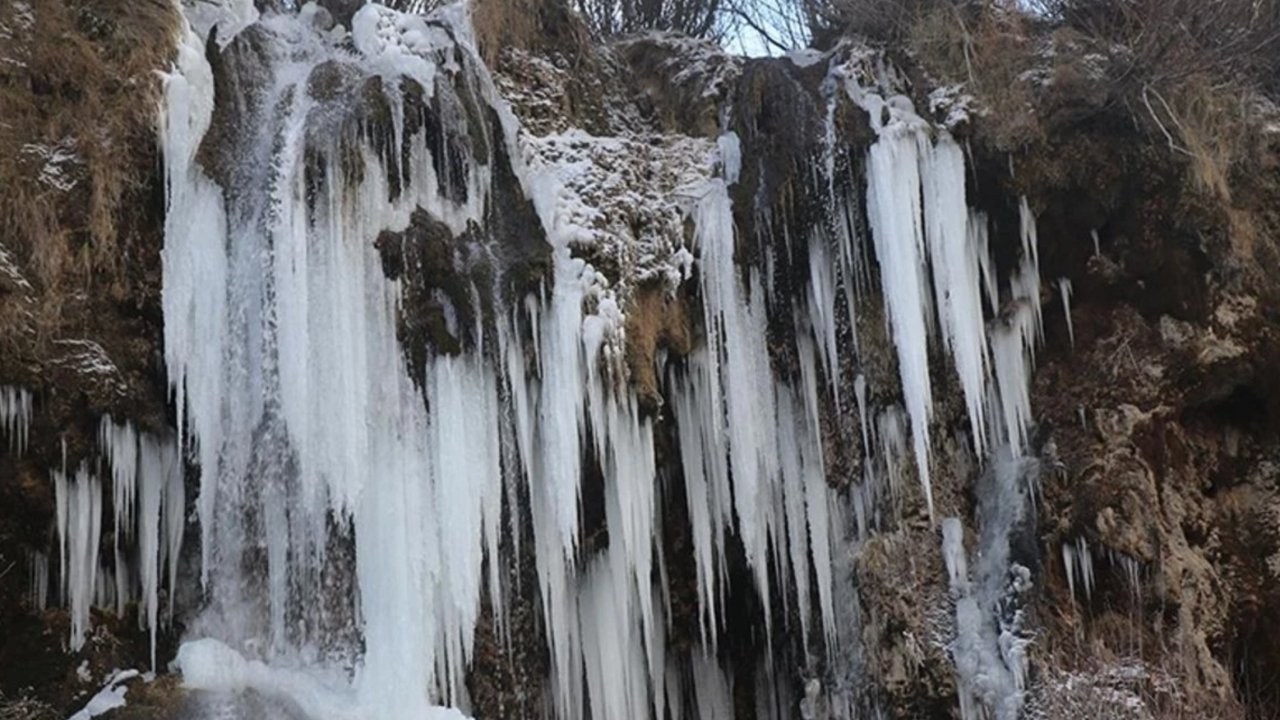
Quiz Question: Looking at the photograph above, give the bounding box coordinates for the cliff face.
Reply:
[2,1,1279,719]
[0,0,182,714]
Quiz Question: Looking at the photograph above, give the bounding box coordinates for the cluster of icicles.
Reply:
[10,1,1058,718]
[4,405,185,671]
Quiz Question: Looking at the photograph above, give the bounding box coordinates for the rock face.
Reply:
[0,0,182,715]
[3,0,1280,719]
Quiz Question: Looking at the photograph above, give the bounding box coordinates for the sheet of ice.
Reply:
[944,449,1037,720]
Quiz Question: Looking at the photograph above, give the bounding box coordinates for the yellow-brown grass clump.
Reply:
[0,0,179,304]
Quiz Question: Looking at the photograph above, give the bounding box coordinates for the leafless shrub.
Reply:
[807,0,972,44]
[718,0,814,53]
[1051,0,1280,94]
[575,0,722,38]
[0,693,57,720]
[0,0,179,291]
[1038,0,1280,208]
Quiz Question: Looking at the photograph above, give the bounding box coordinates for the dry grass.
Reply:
[0,0,179,297]
[471,0,593,68]
[623,282,691,409]
[0,694,57,720]
[908,2,1041,149]
[899,0,1279,268]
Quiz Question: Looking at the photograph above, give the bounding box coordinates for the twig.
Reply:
[1141,84,1193,157]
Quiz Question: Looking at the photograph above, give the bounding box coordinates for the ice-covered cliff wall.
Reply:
[5,0,1280,718]
[148,2,1055,718]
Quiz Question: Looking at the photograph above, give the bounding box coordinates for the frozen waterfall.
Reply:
[0,1,1064,719]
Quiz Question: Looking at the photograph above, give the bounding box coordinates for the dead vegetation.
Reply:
[471,0,595,68]
[0,693,56,720]
[0,0,178,301]
[0,0,178,387]
[623,283,692,412]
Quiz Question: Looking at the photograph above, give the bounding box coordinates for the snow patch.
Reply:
[68,670,139,720]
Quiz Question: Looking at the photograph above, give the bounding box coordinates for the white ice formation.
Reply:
[24,1,1058,718]
[1,385,32,454]
[49,418,184,662]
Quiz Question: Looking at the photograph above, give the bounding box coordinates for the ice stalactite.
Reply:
[834,59,1047,720]
[668,353,734,648]
[54,465,102,652]
[1,385,32,454]
[34,418,183,665]
[667,175,846,667]
[1112,549,1143,603]
[1063,537,1141,607]
[159,17,226,592]
[844,79,1021,515]
[1062,536,1095,604]
[861,98,937,517]
[689,179,780,610]
[1059,278,1075,349]
[922,138,992,460]
[28,550,49,612]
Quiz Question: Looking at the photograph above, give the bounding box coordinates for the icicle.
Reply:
[1091,228,1101,258]
[688,178,781,628]
[669,351,732,649]
[54,465,103,651]
[28,550,48,612]
[94,415,183,668]
[940,518,969,595]
[1059,278,1075,349]
[1061,542,1076,602]
[95,562,117,613]
[1062,537,1095,604]
[1,385,33,454]
[864,121,936,517]
[990,321,1034,453]
[971,212,999,313]
[160,18,226,592]
[1120,553,1142,604]
[578,549,654,720]
[690,651,734,720]
[922,135,991,458]
[717,132,741,186]
[805,228,843,411]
